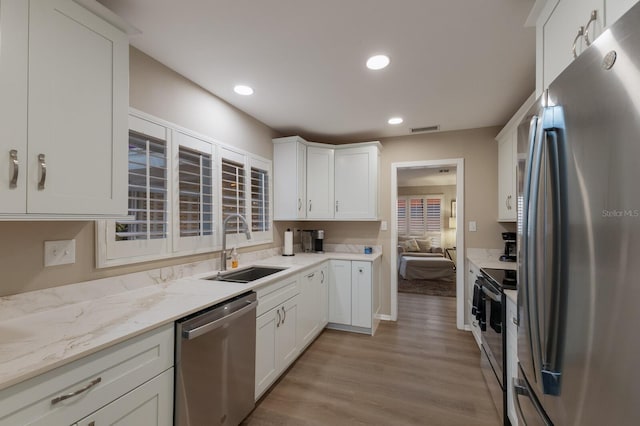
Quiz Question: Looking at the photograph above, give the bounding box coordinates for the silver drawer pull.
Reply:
[281,306,286,324]
[38,153,47,190]
[51,377,101,405]
[572,26,584,59]
[9,150,19,188]
[583,10,598,46]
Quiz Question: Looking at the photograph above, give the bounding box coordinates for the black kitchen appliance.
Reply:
[499,232,516,262]
[472,267,517,425]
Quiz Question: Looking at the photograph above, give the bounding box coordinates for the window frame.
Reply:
[96,109,273,268]
[396,194,444,247]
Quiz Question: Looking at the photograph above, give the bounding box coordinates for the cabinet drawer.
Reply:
[256,277,299,317]
[0,324,174,426]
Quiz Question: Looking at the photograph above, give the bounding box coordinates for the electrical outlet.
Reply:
[469,221,477,232]
[44,240,76,267]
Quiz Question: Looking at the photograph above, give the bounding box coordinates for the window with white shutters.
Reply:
[251,166,270,232]
[397,195,443,246]
[221,157,246,235]
[116,131,168,241]
[97,111,272,267]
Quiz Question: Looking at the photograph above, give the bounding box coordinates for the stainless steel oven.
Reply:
[474,268,516,425]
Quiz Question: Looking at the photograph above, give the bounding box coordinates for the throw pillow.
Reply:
[415,238,431,252]
[404,239,421,252]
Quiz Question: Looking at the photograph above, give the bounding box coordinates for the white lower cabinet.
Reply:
[328,258,380,335]
[297,263,328,350]
[506,296,519,426]
[75,368,173,426]
[0,324,174,426]
[255,278,300,400]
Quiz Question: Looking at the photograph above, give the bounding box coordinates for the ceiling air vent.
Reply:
[411,125,440,133]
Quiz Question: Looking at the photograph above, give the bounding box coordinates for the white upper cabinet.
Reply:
[497,131,517,221]
[0,0,128,218]
[536,0,639,93]
[272,137,380,221]
[541,0,604,90]
[306,146,334,219]
[273,137,306,220]
[606,0,640,25]
[334,145,379,219]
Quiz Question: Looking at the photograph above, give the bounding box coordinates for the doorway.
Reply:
[390,159,465,329]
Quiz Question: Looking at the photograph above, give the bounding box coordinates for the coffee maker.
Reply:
[301,230,324,253]
[500,232,517,262]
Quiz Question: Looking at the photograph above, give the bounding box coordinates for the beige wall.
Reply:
[311,127,514,315]
[0,47,287,296]
[398,184,458,248]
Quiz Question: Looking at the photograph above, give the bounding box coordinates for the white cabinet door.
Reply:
[273,138,306,220]
[329,260,352,324]
[76,368,173,426]
[306,146,334,219]
[319,264,329,327]
[255,308,278,399]
[298,268,321,349]
[351,261,372,328]
[334,146,378,219]
[0,0,28,213]
[606,0,640,27]
[277,296,299,371]
[498,130,516,221]
[26,0,128,215]
[542,0,604,89]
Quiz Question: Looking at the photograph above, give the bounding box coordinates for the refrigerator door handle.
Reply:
[526,115,546,383]
[539,124,567,396]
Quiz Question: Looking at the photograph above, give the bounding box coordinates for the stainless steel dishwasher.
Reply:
[175,291,257,426]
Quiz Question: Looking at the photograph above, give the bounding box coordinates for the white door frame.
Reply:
[390,158,465,329]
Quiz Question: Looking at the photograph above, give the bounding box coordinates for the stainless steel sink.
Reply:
[206,266,287,283]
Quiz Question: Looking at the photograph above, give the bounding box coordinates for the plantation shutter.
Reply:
[221,157,246,234]
[409,198,425,235]
[116,131,168,241]
[397,198,407,235]
[178,146,213,237]
[425,197,442,247]
[251,166,270,232]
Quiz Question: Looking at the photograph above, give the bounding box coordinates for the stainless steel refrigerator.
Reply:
[514,3,640,425]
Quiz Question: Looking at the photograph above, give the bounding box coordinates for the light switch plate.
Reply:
[469,221,477,232]
[44,240,76,267]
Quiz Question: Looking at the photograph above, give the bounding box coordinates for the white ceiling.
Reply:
[98,0,536,143]
[398,167,457,187]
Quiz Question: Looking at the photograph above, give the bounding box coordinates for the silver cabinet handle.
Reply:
[307,272,315,279]
[276,308,281,327]
[51,377,101,405]
[281,306,286,324]
[505,197,509,209]
[9,150,19,188]
[335,200,339,212]
[308,200,312,212]
[38,153,47,190]
[583,10,598,46]
[572,26,584,59]
[321,270,325,283]
[472,320,478,327]
[512,316,519,326]
[298,198,302,211]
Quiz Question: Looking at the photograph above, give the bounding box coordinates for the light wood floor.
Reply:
[243,293,499,426]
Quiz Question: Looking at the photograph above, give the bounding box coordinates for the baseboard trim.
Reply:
[376,314,393,321]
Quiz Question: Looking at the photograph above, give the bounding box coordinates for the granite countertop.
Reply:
[467,248,517,271]
[0,251,381,392]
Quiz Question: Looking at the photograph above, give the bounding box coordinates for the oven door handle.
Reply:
[482,285,501,303]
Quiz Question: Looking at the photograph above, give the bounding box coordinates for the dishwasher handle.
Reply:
[182,299,257,340]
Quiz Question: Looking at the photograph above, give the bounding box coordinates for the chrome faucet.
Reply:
[221,213,251,271]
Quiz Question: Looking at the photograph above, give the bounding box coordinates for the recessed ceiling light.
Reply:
[234,85,254,96]
[366,55,390,70]
[388,117,403,125]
